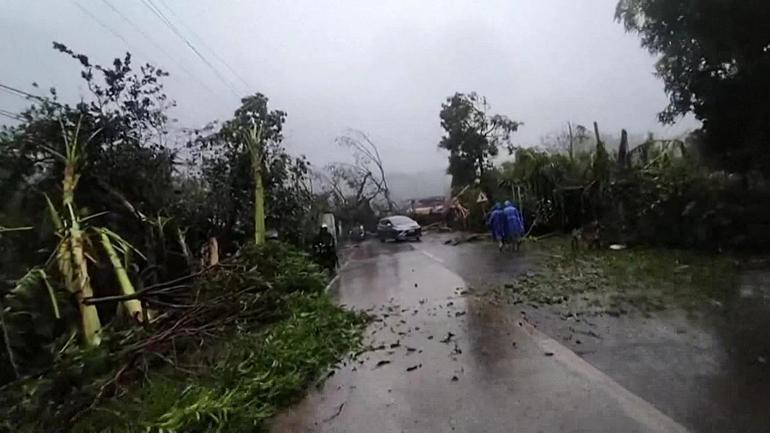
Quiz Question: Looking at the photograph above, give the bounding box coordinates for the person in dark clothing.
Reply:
[312,224,338,273]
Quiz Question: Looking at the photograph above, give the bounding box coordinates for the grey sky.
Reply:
[1,0,697,173]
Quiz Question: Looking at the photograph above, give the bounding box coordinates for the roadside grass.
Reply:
[500,236,739,313]
[71,292,367,433]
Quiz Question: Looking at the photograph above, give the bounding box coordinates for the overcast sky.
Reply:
[1,0,698,172]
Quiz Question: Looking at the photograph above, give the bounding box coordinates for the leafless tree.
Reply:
[335,130,394,211]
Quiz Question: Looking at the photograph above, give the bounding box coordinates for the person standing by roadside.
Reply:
[503,200,525,251]
[487,202,507,251]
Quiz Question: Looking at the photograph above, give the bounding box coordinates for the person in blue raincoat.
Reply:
[486,202,507,251]
[503,200,525,251]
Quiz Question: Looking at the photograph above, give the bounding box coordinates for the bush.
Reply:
[0,242,366,433]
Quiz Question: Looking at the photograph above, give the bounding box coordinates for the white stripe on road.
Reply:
[324,258,349,292]
[518,318,691,433]
[418,250,445,264]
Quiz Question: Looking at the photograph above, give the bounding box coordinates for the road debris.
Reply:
[322,403,345,423]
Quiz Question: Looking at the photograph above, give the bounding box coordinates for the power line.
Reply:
[71,0,132,48]
[0,83,44,101]
[139,0,242,99]
[97,0,221,98]
[156,0,252,91]
[71,0,230,120]
[73,0,217,101]
[143,0,242,98]
[0,109,23,121]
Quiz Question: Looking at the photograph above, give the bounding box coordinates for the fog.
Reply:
[1,0,698,175]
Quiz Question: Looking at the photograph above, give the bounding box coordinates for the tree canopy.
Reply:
[438,92,521,189]
[616,0,770,174]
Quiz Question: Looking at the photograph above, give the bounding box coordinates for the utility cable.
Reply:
[140,0,242,99]
[156,0,252,91]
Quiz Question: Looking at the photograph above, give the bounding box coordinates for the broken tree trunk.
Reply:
[618,129,629,169]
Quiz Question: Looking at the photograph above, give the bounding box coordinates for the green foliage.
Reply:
[502,236,737,312]
[616,0,770,174]
[72,294,364,433]
[1,242,366,433]
[438,92,521,189]
[493,131,770,250]
[188,94,314,249]
[0,43,353,433]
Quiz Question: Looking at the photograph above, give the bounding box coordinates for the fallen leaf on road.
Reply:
[374,360,391,369]
[427,335,434,340]
[406,346,417,352]
[322,403,345,423]
[451,375,459,382]
[544,352,554,357]
[406,364,422,372]
[455,311,466,317]
[390,341,401,348]
[440,332,455,343]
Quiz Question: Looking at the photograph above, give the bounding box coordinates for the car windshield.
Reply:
[388,216,415,225]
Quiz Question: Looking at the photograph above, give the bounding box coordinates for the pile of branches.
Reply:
[0,242,327,433]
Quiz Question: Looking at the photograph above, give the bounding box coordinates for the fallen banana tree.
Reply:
[28,118,148,347]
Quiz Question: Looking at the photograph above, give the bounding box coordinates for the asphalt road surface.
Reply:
[271,237,694,433]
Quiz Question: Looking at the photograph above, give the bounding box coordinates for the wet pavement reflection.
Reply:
[271,239,688,433]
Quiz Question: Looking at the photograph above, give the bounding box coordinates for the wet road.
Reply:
[271,239,689,433]
[415,234,770,433]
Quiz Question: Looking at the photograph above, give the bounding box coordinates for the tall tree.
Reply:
[616,0,770,174]
[438,92,521,189]
[193,94,313,247]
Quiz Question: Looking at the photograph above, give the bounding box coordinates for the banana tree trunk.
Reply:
[99,229,143,323]
[253,167,266,245]
[249,125,266,245]
[67,203,102,347]
[61,136,102,347]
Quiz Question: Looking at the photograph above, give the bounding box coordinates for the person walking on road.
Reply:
[487,202,507,251]
[503,200,525,251]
